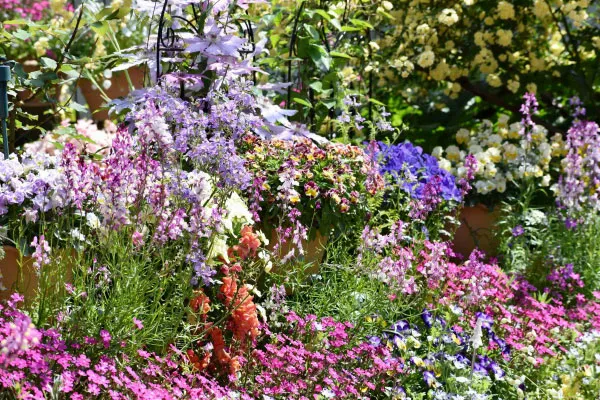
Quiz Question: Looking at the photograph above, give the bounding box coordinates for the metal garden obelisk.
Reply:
[0,62,10,159]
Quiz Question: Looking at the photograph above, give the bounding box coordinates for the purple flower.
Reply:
[422,370,437,387]
[511,225,524,237]
[377,141,462,202]
[421,309,434,328]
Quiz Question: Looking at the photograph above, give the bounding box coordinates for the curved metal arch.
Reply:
[155,0,258,86]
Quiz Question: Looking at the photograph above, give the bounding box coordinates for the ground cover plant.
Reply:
[1,0,600,399]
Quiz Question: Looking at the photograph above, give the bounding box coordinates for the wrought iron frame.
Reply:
[155,0,256,84]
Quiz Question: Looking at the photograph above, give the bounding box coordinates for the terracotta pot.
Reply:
[452,204,501,258]
[79,67,146,121]
[17,60,59,108]
[0,246,74,304]
[268,230,328,276]
[0,246,36,302]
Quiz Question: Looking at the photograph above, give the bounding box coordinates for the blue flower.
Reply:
[391,320,411,333]
[421,309,434,328]
[475,312,494,331]
[377,141,461,202]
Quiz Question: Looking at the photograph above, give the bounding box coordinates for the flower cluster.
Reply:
[369,311,507,398]
[240,134,384,260]
[0,0,49,21]
[359,219,600,364]
[0,151,68,218]
[24,119,118,156]
[0,294,235,399]
[377,141,462,202]
[186,226,265,379]
[434,96,562,198]
[246,313,403,398]
[553,120,600,218]
[371,0,597,118]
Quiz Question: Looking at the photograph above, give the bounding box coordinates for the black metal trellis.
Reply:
[0,58,11,159]
[155,0,256,89]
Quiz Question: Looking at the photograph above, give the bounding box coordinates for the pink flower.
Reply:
[132,231,144,248]
[133,318,144,330]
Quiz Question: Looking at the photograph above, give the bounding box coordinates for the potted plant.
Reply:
[239,133,384,272]
[433,97,562,256]
[70,2,148,121]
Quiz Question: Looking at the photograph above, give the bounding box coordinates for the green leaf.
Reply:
[12,29,30,40]
[377,10,395,19]
[349,18,374,29]
[303,24,320,40]
[2,20,26,25]
[314,9,331,22]
[320,99,336,110]
[314,9,341,30]
[368,98,386,107]
[293,97,312,108]
[330,51,351,59]
[309,81,323,92]
[91,21,109,36]
[13,63,27,79]
[40,57,57,70]
[308,44,331,71]
[69,101,89,113]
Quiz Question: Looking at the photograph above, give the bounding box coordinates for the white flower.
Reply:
[486,134,503,148]
[438,158,452,171]
[494,177,507,193]
[456,128,470,144]
[417,49,435,68]
[496,29,513,46]
[486,147,502,163]
[223,192,254,232]
[70,228,86,242]
[438,8,459,26]
[24,209,38,224]
[208,236,229,263]
[541,175,551,187]
[86,212,101,229]
[472,317,484,349]
[497,1,515,19]
[432,146,443,158]
[446,145,461,162]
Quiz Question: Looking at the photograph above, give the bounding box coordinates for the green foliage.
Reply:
[496,182,600,293]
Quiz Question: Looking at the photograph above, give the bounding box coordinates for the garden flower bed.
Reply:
[1,0,600,399]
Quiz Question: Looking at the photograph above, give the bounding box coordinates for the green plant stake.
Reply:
[0,62,10,159]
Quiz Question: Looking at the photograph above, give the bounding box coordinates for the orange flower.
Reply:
[190,290,211,315]
[209,326,241,375]
[219,276,260,344]
[229,225,261,261]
